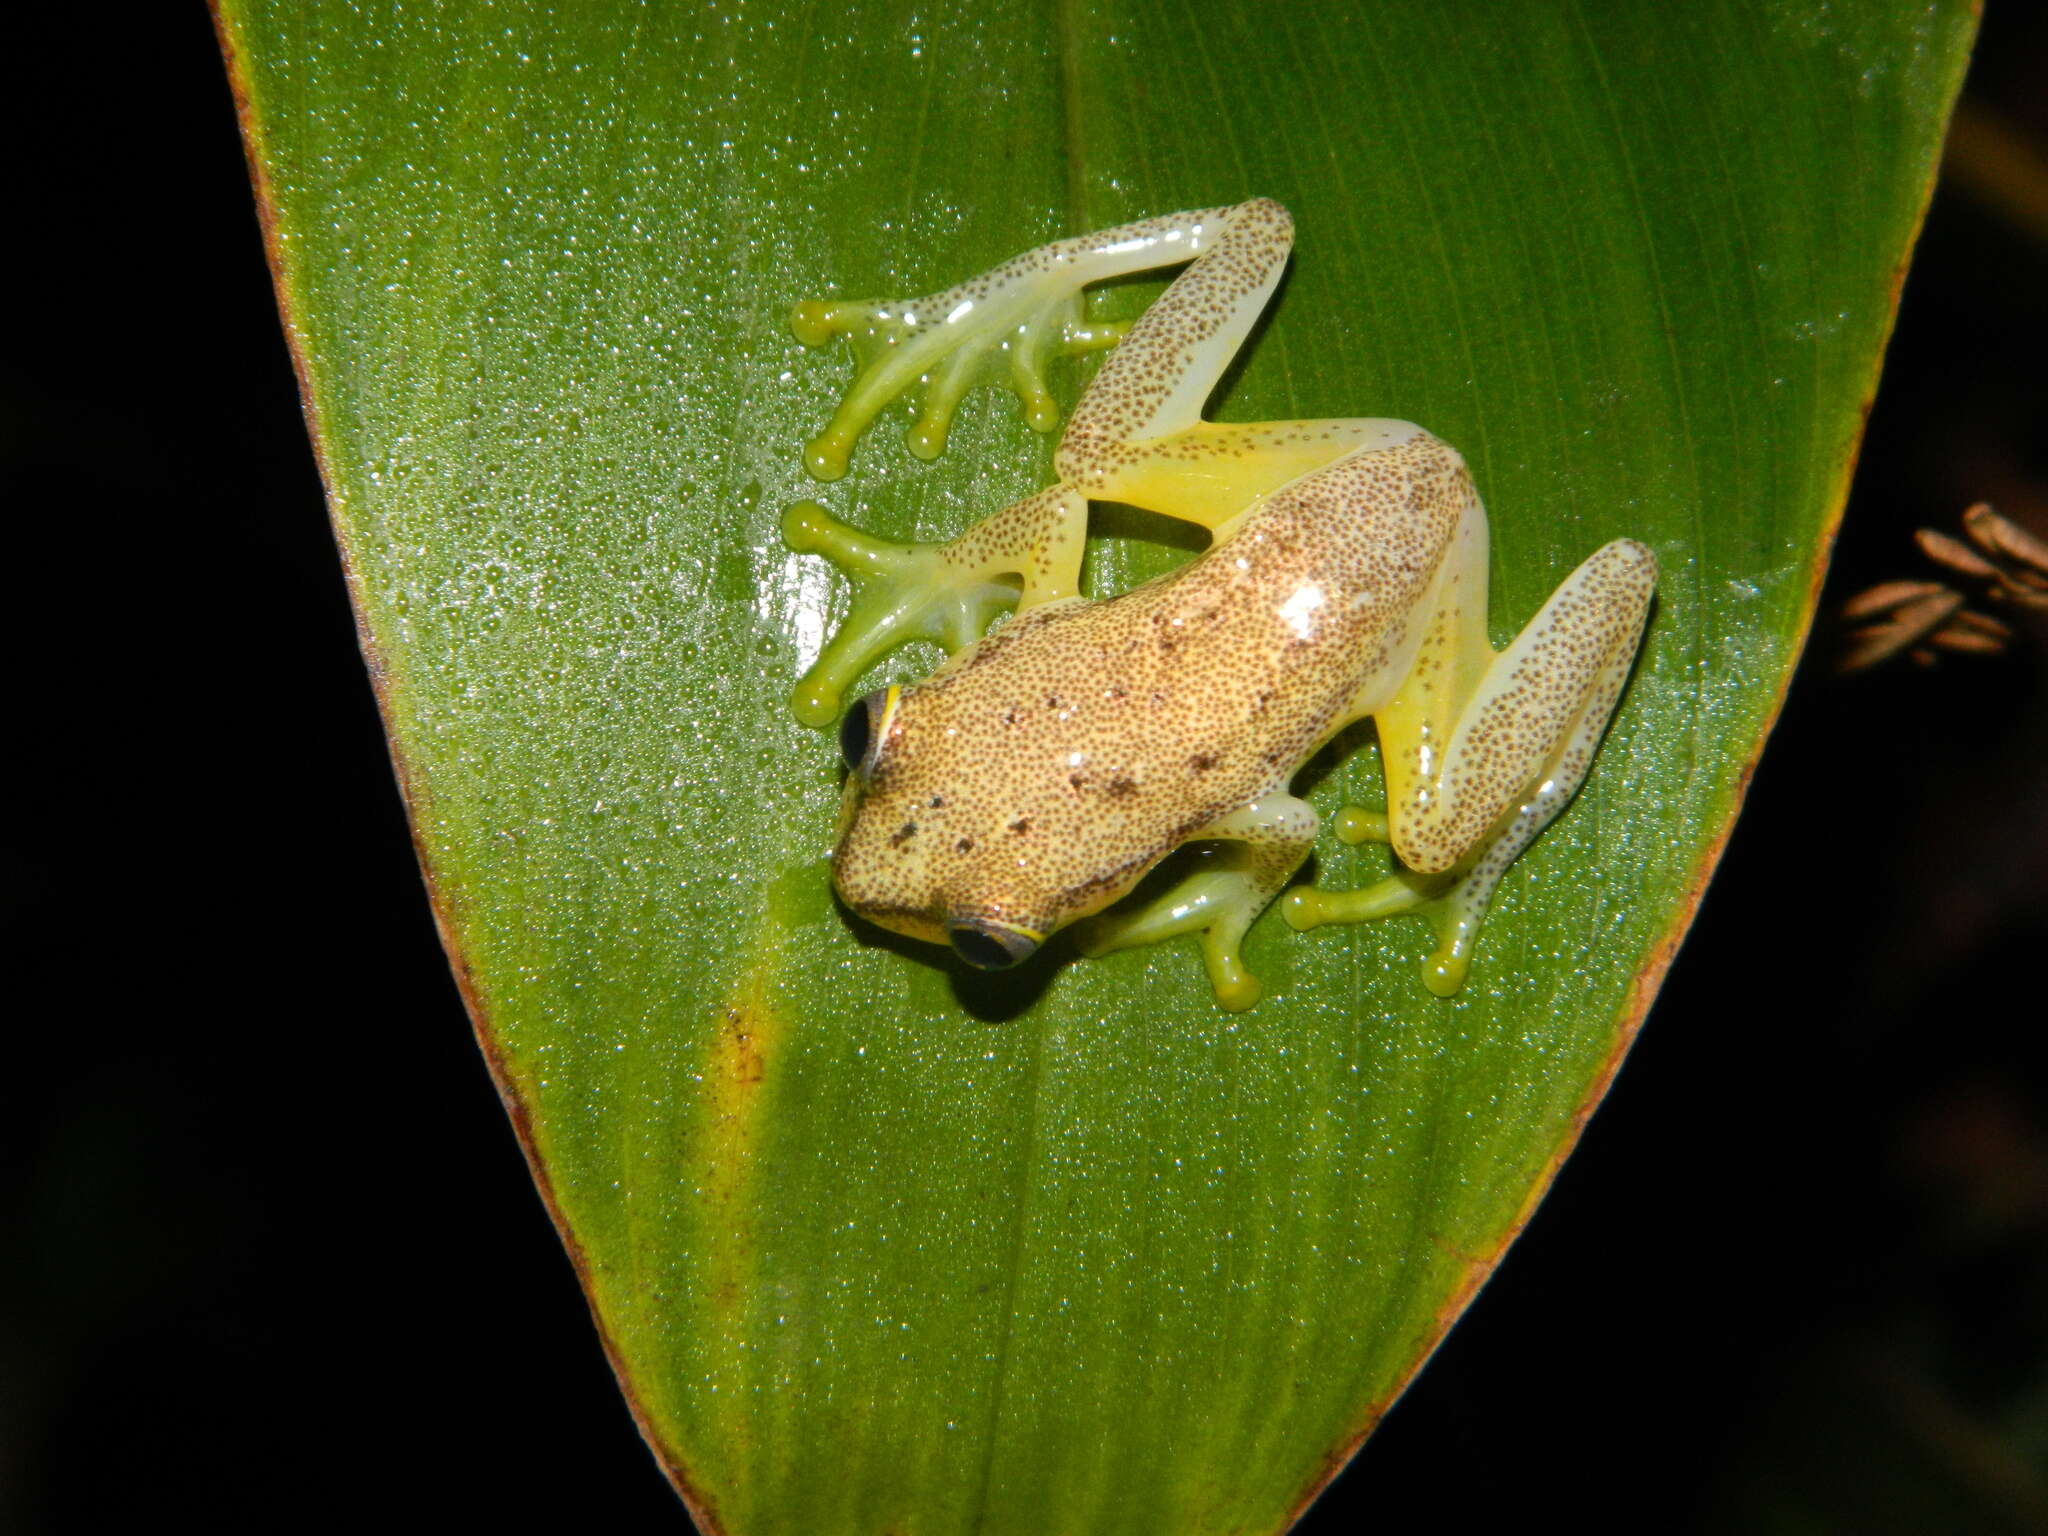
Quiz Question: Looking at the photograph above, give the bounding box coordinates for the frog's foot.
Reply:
[1282,832,1501,999]
[1332,806,1390,845]
[791,285,1127,480]
[1075,849,1274,1013]
[1074,796,1317,1012]
[782,485,1086,728]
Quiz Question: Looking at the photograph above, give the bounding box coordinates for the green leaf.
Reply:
[216,2,1974,1530]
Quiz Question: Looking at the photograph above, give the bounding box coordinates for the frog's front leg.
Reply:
[791,206,1233,480]
[782,484,1087,727]
[1075,793,1318,1012]
[1285,536,1658,996]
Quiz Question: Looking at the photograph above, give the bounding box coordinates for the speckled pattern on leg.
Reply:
[1382,537,1658,875]
[1058,198,1294,479]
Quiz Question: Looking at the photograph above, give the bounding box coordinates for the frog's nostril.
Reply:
[948,918,1042,971]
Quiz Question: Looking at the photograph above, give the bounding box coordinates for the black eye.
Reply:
[839,685,903,776]
[948,919,1042,971]
[838,693,875,770]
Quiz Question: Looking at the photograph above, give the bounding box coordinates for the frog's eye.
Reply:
[838,684,901,776]
[947,918,1042,971]
[837,694,875,770]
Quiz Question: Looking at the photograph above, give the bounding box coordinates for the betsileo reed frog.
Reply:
[783,199,1655,1010]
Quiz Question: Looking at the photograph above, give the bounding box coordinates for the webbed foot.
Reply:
[1075,797,1317,1012]
[1075,848,1274,1012]
[791,280,1126,480]
[782,485,1086,728]
[1282,803,1484,998]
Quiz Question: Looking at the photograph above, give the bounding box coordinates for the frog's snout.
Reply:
[947,917,1043,971]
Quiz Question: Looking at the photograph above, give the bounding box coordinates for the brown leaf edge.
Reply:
[209,9,729,1532]
[211,8,1971,1531]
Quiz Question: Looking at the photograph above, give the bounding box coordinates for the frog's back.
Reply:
[920,431,1475,839]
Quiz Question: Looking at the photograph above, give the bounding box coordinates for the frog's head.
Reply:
[828,682,1094,972]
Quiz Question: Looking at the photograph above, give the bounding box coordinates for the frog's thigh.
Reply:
[1074,793,1317,1012]
[1292,537,1656,995]
[1381,537,1658,875]
[1051,199,1420,527]
[1057,198,1294,470]
[783,484,1088,728]
[1066,418,1431,533]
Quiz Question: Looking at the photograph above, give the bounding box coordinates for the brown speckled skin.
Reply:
[834,432,1472,943]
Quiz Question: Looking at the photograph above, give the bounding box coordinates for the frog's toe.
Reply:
[790,298,848,349]
[1332,807,1391,845]
[790,276,1130,475]
[904,349,978,462]
[1012,370,1060,434]
[781,499,893,571]
[1421,945,1472,1000]
[1201,937,1264,1013]
[1420,901,1481,998]
[1001,309,1127,438]
[1073,853,1278,1011]
[1284,867,1488,999]
[1282,877,1421,931]
[803,427,859,483]
[1280,889,1325,931]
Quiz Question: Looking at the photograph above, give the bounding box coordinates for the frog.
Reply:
[782,198,1655,1011]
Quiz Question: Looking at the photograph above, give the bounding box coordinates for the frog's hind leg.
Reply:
[1054,198,1425,533]
[792,206,1240,479]
[783,484,1087,728]
[1285,537,1657,996]
[1074,793,1318,1012]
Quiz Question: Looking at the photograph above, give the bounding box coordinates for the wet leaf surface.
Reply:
[216,2,1976,1530]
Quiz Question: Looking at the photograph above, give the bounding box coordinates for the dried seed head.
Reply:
[1916,527,1999,579]
[1840,587,1966,672]
[1839,502,2046,672]
[1841,579,1951,620]
[1928,625,2007,655]
[1964,502,2048,573]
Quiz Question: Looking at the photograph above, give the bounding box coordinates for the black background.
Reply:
[6,7,2045,1530]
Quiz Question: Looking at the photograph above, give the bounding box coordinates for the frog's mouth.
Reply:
[946,916,1044,971]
